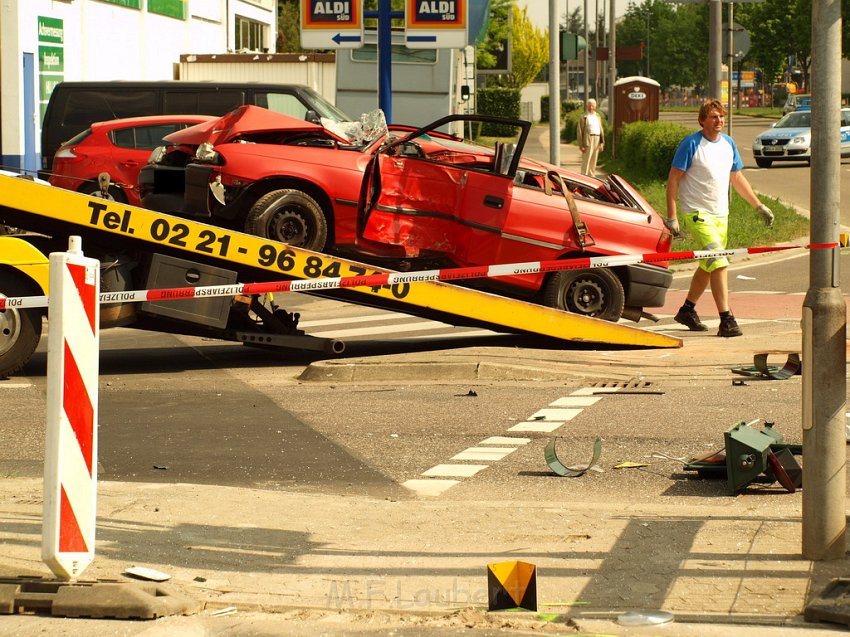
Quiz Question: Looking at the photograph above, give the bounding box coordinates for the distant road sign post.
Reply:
[405,0,468,49]
[300,0,363,50]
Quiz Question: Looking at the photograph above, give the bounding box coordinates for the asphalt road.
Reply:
[1,247,820,503]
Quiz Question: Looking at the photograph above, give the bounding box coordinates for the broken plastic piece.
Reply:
[732,353,801,380]
[613,461,650,469]
[545,437,602,477]
[124,566,171,582]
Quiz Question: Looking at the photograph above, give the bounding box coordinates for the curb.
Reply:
[297,359,640,383]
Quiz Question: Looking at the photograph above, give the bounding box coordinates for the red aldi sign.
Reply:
[301,0,363,49]
[406,0,468,49]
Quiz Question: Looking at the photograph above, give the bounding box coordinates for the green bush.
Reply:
[616,120,692,180]
[539,97,584,123]
[476,88,521,136]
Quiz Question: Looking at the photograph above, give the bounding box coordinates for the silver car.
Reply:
[752,107,850,168]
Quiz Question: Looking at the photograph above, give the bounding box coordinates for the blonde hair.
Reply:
[698,99,727,123]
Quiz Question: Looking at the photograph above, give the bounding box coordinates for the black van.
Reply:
[40,81,351,175]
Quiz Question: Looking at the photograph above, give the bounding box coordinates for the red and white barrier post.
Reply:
[42,236,100,580]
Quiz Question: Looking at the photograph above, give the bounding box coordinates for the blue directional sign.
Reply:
[301,0,363,49]
[405,0,468,49]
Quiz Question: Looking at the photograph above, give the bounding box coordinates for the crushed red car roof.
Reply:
[162,105,333,146]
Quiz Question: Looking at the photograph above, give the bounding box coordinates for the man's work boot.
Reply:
[718,316,743,338]
[674,306,708,331]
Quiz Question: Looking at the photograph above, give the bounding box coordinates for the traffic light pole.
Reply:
[365,0,402,123]
[802,0,846,561]
[549,0,561,166]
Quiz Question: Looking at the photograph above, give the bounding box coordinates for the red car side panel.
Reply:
[214,144,371,245]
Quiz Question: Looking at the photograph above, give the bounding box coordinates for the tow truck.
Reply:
[0,172,681,378]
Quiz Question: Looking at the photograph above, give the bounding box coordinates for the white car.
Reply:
[752,107,850,168]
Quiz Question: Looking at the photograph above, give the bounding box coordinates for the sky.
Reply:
[519,0,632,29]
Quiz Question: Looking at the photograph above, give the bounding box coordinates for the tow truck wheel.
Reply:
[543,268,625,322]
[245,189,328,251]
[755,158,772,168]
[0,273,43,378]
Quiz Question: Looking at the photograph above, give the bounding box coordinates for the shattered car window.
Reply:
[322,109,388,147]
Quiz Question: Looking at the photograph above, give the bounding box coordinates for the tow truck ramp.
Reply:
[0,173,681,362]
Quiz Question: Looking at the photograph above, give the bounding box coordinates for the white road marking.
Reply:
[0,383,32,389]
[405,386,620,495]
[528,408,582,421]
[508,421,565,433]
[478,436,530,445]
[571,386,620,395]
[422,464,488,477]
[402,479,459,496]
[451,447,517,461]
[549,396,602,407]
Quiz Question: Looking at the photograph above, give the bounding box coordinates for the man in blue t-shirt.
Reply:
[665,98,774,338]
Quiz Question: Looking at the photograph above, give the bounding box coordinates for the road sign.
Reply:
[405,0,468,49]
[722,22,750,61]
[301,0,363,49]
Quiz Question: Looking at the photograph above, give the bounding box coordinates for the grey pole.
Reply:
[549,0,561,166]
[708,0,721,99]
[802,0,846,561]
[607,0,616,147]
[583,0,590,104]
[726,1,733,136]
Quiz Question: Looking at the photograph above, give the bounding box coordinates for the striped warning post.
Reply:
[42,236,100,580]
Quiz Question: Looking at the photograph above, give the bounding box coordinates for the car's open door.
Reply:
[359,115,529,262]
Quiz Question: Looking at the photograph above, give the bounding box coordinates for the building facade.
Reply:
[0,0,276,173]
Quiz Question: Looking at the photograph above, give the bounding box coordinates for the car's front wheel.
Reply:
[244,189,328,251]
[543,268,625,322]
[755,158,772,168]
[0,271,43,378]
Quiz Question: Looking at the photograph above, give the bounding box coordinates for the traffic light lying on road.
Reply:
[561,32,587,61]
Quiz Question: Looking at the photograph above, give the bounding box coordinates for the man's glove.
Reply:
[757,203,774,227]
[663,217,681,237]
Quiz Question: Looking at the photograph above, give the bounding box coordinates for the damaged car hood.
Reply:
[162,105,348,146]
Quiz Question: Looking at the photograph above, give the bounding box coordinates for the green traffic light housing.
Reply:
[560,32,587,61]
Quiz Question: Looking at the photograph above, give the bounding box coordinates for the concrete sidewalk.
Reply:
[523,123,588,171]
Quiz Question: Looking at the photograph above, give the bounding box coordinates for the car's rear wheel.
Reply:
[0,271,43,378]
[543,268,625,322]
[244,189,328,251]
[79,181,127,203]
[755,158,772,168]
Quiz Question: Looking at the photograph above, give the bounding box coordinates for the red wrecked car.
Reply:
[138,106,673,322]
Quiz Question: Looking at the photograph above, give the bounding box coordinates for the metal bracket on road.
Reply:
[545,436,603,477]
[732,352,801,380]
[0,576,200,619]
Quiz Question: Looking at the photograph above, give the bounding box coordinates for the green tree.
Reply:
[503,4,548,89]
[277,0,306,53]
[616,0,706,89]
[476,0,513,70]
